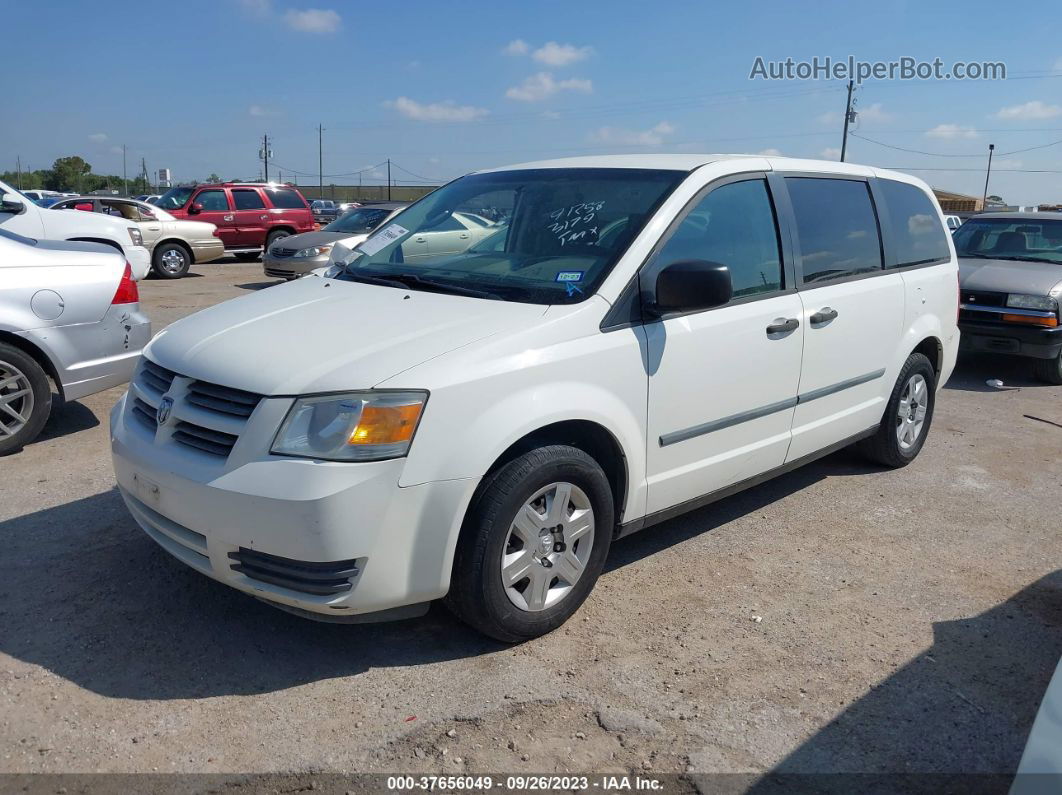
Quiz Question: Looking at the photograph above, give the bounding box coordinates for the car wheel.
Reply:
[151,242,191,279]
[0,343,53,456]
[858,352,936,468]
[446,445,613,642]
[1033,351,1062,385]
[265,229,292,252]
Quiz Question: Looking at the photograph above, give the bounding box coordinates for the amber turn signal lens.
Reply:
[348,402,424,445]
[1001,313,1058,327]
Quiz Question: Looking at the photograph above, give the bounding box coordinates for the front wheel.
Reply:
[1033,350,1062,385]
[0,343,52,456]
[445,445,613,642]
[152,242,191,279]
[858,352,936,468]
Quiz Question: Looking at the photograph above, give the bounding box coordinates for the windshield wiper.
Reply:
[962,253,1061,264]
[342,269,501,299]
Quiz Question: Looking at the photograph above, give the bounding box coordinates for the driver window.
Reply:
[653,179,783,299]
[196,190,229,212]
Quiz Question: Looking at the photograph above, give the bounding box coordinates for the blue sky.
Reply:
[5,0,1062,203]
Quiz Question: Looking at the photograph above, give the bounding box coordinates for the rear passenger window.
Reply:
[266,189,307,209]
[786,177,883,284]
[879,180,950,267]
[232,189,266,210]
[653,179,783,299]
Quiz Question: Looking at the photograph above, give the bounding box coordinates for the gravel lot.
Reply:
[1,258,1060,786]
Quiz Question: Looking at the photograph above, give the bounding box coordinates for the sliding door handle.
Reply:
[810,307,838,325]
[766,317,799,335]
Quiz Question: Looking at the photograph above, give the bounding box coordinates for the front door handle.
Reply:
[810,307,838,325]
[260,214,269,220]
[223,214,234,221]
[766,318,800,335]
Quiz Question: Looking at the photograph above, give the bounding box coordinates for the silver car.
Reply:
[0,229,151,454]
[262,202,408,279]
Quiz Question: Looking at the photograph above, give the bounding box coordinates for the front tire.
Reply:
[859,352,936,468]
[446,445,614,642]
[1033,350,1062,385]
[152,242,192,279]
[0,343,52,456]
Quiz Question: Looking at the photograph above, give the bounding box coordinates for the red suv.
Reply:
[155,183,315,260]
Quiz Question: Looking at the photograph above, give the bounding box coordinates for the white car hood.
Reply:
[147,275,547,395]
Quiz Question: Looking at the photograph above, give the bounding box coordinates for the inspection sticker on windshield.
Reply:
[555,271,584,282]
[358,224,409,256]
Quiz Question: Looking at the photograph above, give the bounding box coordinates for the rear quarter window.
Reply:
[266,189,308,210]
[879,180,951,267]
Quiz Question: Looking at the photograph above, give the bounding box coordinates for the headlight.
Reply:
[293,244,333,258]
[271,391,427,461]
[1006,294,1057,312]
[128,227,143,246]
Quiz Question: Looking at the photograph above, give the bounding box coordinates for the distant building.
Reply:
[933,189,982,213]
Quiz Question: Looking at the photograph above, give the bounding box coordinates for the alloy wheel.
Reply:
[0,360,35,440]
[159,248,187,274]
[896,373,928,450]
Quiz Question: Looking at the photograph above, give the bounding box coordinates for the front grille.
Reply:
[187,380,261,418]
[963,290,1007,307]
[172,421,239,457]
[228,548,361,595]
[131,397,158,431]
[271,247,297,258]
[139,359,176,395]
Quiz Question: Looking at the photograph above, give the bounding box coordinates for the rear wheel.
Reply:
[151,241,191,279]
[1033,350,1062,385]
[858,352,936,468]
[446,445,613,642]
[0,343,52,456]
[265,229,292,251]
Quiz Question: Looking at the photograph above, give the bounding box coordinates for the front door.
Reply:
[191,188,237,249]
[644,176,804,515]
[231,187,270,248]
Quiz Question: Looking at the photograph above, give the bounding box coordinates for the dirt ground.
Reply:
[1,258,1059,788]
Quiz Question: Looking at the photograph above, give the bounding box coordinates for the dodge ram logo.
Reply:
[157,397,174,426]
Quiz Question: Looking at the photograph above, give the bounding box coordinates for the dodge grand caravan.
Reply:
[110,155,959,642]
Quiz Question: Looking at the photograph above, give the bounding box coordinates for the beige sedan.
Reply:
[51,196,225,279]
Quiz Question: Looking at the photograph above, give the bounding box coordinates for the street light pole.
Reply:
[981,144,995,210]
[122,144,128,196]
[840,80,855,162]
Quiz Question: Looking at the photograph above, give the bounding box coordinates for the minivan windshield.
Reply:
[324,207,393,234]
[953,218,1062,264]
[333,168,684,304]
[156,186,196,210]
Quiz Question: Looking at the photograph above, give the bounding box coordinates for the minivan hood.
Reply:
[147,276,547,395]
[959,256,1062,296]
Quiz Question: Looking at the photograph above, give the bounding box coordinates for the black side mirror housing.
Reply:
[188,203,203,215]
[1,193,26,215]
[651,259,733,315]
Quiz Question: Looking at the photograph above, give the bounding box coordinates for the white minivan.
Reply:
[110,155,958,641]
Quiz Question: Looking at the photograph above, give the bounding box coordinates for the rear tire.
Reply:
[151,241,191,279]
[265,229,292,252]
[0,343,52,456]
[445,445,613,642]
[858,352,936,468]
[1033,351,1062,385]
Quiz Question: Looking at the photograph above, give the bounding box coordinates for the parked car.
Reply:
[154,182,314,261]
[1013,656,1062,791]
[262,202,409,279]
[21,190,61,204]
[110,155,958,641]
[134,194,162,205]
[51,196,224,279]
[943,214,963,232]
[0,179,152,279]
[36,196,65,208]
[310,199,339,226]
[954,212,1062,383]
[0,229,150,454]
[336,201,362,214]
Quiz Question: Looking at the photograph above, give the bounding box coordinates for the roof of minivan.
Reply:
[476,154,918,183]
[972,212,1062,221]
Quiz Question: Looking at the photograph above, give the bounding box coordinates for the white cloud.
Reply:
[505,72,592,102]
[428,157,440,164]
[532,41,593,67]
[1054,56,1062,71]
[284,8,341,33]
[756,148,782,156]
[387,96,489,122]
[88,132,107,143]
[406,60,421,70]
[820,147,842,160]
[925,124,978,139]
[856,103,891,123]
[248,104,277,117]
[589,121,675,146]
[996,100,1062,120]
[817,110,840,126]
[109,145,124,155]
[237,0,271,15]
[503,39,529,56]
[541,110,561,120]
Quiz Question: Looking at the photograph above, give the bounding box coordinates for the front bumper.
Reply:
[262,252,329,279]
[958,320,1062,359]
[109,389,477,620]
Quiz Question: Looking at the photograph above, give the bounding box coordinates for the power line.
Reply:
[850,132,1062,158]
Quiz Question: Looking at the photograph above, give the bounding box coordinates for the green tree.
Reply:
[206,173,222,184]
[47,156,92,192]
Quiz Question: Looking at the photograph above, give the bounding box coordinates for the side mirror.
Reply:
[0,193,26,215]
[188,203,203,215]
[652,259,733,315]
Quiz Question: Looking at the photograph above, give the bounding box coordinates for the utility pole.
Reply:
[122,145,128,196]
[387,158,392,200]
[982,144,995,210]
[16,155,22,189]
[261,134,270,182]
[318,124,324,198]
[839,80,855,162]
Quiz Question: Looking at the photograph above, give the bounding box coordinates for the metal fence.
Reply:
[295,185,439,203]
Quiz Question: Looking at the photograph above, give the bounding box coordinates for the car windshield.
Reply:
[334,167,684,304]
[324,207,393,234]
[953,218,1062,264]
[156,186,196,210]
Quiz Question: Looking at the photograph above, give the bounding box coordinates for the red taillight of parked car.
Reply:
[111,262,139,304]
